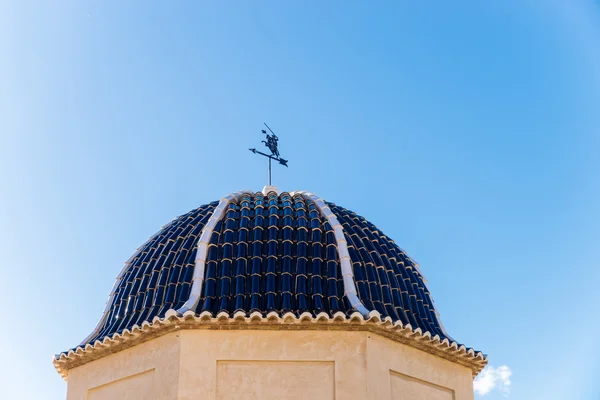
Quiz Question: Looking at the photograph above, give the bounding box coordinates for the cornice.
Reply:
[54,309,487,380]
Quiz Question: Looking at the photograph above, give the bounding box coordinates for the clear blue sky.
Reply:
[1,1,599,399]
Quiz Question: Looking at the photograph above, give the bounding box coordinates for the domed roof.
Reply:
[55,188,487,377]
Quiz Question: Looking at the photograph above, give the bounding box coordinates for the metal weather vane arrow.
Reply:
[249,123,288,185]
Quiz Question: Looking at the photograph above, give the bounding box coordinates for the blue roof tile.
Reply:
[84,191,452,345]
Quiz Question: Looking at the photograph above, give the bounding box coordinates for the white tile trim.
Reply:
[176,190,253,314]
[292,191,371,317]
[262,185,280,195]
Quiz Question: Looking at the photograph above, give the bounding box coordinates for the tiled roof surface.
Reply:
[73,191,471,353]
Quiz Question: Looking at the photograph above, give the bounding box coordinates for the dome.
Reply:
[55,188,486,378]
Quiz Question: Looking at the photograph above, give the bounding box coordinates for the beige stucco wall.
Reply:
[66,330,474,400]
[66,333,181,400]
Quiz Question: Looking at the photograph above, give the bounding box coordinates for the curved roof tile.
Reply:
[58,190,482,367]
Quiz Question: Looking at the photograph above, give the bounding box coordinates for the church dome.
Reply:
[55,188,487,378]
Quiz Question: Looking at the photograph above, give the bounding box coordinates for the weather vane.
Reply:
[249,123,288,186]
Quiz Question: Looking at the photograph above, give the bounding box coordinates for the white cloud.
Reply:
[474,365,512,396]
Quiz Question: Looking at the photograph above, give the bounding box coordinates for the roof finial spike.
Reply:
[249,122,288,186]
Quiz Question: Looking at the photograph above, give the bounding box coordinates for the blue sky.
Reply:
[1,1,599,399]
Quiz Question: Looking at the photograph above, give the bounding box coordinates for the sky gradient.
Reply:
[1,1,600,399]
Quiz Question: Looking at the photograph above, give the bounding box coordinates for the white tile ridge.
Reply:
[291,190,371,317]
[176,190,254,314]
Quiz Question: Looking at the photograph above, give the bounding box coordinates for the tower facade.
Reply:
[55,188,486,399]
